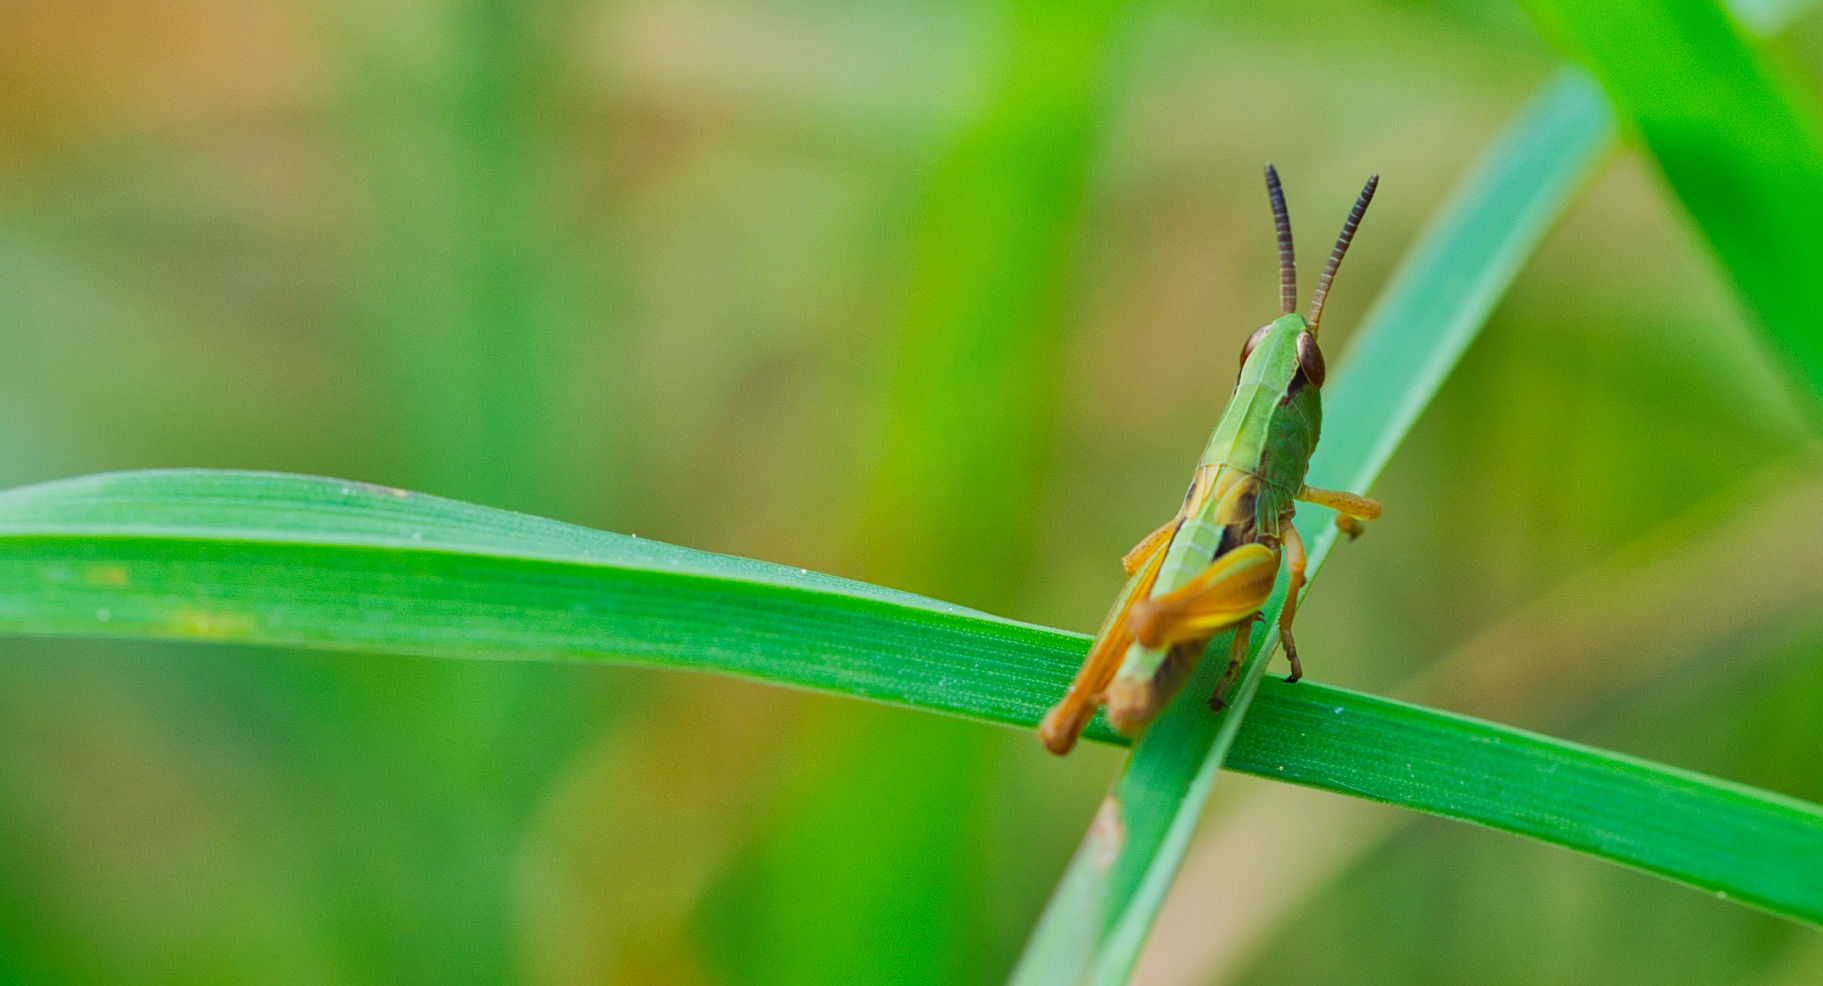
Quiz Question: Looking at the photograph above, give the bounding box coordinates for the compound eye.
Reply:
[1295,331,1327,388]
[1239,325,1271,367]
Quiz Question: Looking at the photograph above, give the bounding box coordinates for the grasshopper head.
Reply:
[1238,313,1323,393]
[1251,163,1376,391]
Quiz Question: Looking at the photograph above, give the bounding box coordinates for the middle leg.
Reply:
[1208,616,1257,711]
[1277,524,1308,683]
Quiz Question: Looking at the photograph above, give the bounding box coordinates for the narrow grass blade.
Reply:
[1526,0,1823,408]
[1232,678,1823,925]
[3,468,1821,927]
[1008,68,1616,986]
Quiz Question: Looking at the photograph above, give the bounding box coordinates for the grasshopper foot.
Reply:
[1208,622,1251,710]
[1208,655,1242,710]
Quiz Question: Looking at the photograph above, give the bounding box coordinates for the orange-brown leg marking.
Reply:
[1128,542,1278,649]
[1038,702,1098,757]
[1122,517,1180,576]
[1209,618,1255,711]
[1040,534,1173,755]
[1278,523,1308,683]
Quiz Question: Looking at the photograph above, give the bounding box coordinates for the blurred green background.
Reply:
[2,0,1822,982]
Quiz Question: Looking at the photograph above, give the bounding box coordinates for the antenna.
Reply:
[1307,174,1377,336]
[1264,164,1296,315]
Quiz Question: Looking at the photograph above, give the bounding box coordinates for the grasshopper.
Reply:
[1039,165,1383,756]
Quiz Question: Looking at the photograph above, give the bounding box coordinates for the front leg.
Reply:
[1296,484,1381,540]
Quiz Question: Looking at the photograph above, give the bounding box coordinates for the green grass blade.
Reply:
[1232,678,1823,924]
[1008,67,1617,986]
[0,469,1095,730]
[2,467,1820,926]
[1526,0,1823,408]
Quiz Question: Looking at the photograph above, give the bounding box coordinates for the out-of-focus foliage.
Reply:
[1527,0,1823,409]
[1,1,1821,985]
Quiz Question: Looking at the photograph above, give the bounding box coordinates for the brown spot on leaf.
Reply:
[169,610,257,638]
[345,481,412,499]
[1089,796,1126,871]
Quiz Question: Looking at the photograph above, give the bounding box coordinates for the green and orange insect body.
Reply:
[1040,166,1383,756]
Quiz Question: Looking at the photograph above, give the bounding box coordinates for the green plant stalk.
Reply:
[1009,67,1618,985]
[283,6,595,977]
[334,0,576,513]
[860,0,1136,609]
[1525,0,1823,412]
[1,468,1820,925]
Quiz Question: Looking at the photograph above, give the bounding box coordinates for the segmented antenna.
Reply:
[1307,174,1378,336]
[1264,164,1296,315]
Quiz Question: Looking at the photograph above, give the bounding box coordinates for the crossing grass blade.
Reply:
[1,466,1820,927]
[1006,67,1618,986]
